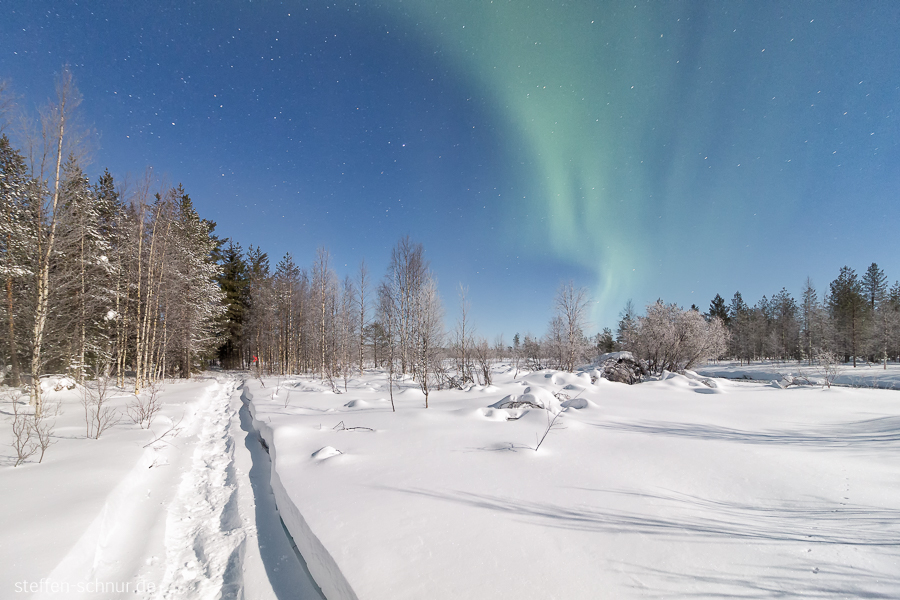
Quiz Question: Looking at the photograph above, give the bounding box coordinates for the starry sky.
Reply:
[2,1,899,338]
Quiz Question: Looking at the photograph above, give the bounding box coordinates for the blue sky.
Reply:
[2,1,898,339]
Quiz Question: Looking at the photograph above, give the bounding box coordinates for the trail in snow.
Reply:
[156,379,245,599]
[8,375,325,599]
[154,375,325,600]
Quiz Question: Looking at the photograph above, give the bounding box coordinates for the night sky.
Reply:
[2,1,898,338]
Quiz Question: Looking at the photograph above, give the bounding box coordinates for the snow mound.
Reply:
[682,370,717,387]
[490,386,561,413]
[311,446,342,460]
[344,399,370,408]
[560,398,596,410]
[656,371,724,393]
[40,376,77,392]
[478,408,513,421]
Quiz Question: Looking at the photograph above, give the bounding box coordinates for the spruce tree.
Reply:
[0,135,37,386]
[216,240,249,369]
[707,293,730,326]
[862,262,887,311]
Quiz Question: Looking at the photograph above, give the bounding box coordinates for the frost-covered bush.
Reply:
[629,301,729,374]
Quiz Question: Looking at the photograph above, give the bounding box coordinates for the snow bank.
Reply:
[244,388,360,600]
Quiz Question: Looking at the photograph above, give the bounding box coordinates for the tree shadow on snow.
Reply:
[384,486,900,597]
[592,416,900,449]
[385,486,900,546]
[612,558,900,599]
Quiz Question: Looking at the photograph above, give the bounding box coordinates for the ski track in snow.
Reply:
[156,379,246,600]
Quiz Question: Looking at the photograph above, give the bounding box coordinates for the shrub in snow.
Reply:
[626,302,729,374]
[81,373,120,439]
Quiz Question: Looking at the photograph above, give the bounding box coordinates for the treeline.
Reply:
[216,237,446,408]
[0,72,461,414]
[604,263,900,371]
[697,265,900,367]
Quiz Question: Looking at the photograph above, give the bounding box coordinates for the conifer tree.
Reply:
[707,293,730,326]
[0,135,37,387]
[862,263,887,311]
[216,240,249,370]
[829,266,867,367]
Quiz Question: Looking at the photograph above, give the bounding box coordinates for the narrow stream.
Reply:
[238,396,327,600]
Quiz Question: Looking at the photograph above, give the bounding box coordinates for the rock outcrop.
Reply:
[594,351,648,384]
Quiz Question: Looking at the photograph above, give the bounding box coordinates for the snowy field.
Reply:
[696,359,900,389]
[2,367,900,599]
[243,366,900,599]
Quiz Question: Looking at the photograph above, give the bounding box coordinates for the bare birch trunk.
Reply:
[31,72,74,418]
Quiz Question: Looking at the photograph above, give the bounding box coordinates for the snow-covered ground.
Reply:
[696,359,900,389]
[243,366,900,599]
[3,367,900,598]
[0,375,321,600]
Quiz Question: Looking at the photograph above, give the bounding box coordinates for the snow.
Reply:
[0,376,322,599]
[696,359,900,389]
[3,366,900,598]
[242,366,900,599]
[593,350,636,364]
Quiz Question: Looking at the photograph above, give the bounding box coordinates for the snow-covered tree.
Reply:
[52,156,116,382]
[632,301,730,374]
[216,241,249,370]
[551,280,591,372]
[0,134,38,387]
[164,189,225,378]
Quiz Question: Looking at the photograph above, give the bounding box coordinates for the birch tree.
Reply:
[30,68,82,417]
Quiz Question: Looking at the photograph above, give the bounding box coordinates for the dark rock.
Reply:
[594,351,648,385]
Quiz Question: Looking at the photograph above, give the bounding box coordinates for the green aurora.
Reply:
[388,1,896,324]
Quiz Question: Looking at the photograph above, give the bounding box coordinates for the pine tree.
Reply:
[53,156,115,382]
[273,252,302,374]
[244,245,273,373]
[616,299,638,350]
[770,288,799,361]
[800,278,820,364]
[93,169,125,380]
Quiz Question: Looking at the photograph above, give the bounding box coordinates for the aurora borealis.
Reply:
[2,1,898,336]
